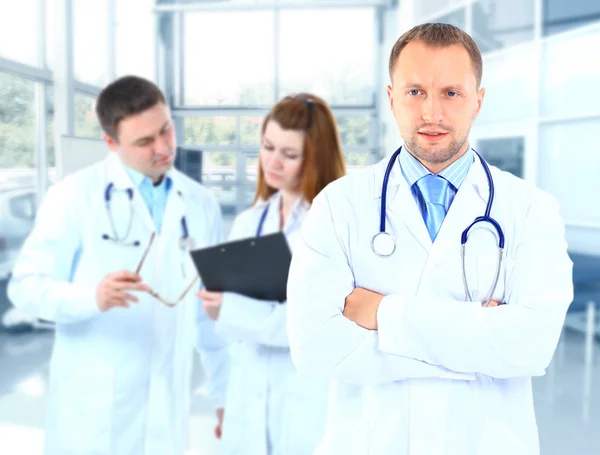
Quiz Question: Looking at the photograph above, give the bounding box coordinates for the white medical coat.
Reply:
[215,192,329,455]
[287,152,573,455]
[8,153,228,455]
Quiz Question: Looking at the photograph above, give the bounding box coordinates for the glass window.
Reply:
[543,0,600,36]
[237,155,259,212]
[201,151,237,182]
[415,0,466,21]
[242,154,259,209]
[0,73,37,282]
[201,151,238,212]
[0,0,38,66]
[279,9,375,105]
[183,12,275,106]
[344,151,370,172]
[245,155,259,184]
[115,0,155,79]
[476,42,537,124]
[74,93,102,139]
[241,117,264,146]
[46,0,56,70]
[184,117,237,146]
[46,86,56,183]
[476,137,524,178]
[538,120,600,224]
[472,0,534,53]
[336,116,370,146]
[0,73,36,169]
[73,0,109,86]
[540,24,600,118]
[435,8,466,29]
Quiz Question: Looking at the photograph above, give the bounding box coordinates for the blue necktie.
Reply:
[415,174,453,241]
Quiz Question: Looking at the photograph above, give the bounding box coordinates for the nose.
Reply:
[270,150,284,169]
[421,94,444,124]
[155,135,171,156]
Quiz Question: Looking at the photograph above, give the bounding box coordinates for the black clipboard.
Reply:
[190,232,292,303]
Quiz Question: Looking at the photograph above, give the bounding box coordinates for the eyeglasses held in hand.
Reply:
[135,232,199,307]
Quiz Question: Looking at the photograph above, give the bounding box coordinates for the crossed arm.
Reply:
[286,190,573,385]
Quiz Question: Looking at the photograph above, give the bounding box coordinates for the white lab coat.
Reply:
[214,191,329,455]
[8,153,228,455]
[287,151,574,455]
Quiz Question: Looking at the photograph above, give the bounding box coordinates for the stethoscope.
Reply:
[372,147,505,307]
[256,203,270,237]
[101,182,194,251]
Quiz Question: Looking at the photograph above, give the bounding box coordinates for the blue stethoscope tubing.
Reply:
[256,203,270,237]
[372,146,505,307]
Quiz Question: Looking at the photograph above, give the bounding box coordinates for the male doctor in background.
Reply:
[8,76,228,455]
[287,23,573,455]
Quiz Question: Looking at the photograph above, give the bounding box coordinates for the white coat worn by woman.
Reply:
[198,93,347,455]
[216,192,329,455]
[8,154,227,455]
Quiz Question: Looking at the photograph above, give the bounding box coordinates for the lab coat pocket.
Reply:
[476,419,532,455]
[56,364,114,454]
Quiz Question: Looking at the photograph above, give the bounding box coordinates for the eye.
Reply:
[408,89,420,96]
[447,91,458,97]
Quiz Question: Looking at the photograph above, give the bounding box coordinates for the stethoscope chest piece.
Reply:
[371,231,396,257]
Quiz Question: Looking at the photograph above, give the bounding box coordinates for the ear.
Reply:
[474,87,486,118]
[386,84,394,113]
[103,133,119,152]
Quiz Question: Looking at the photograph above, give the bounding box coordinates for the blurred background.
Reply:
[0,0,599,454]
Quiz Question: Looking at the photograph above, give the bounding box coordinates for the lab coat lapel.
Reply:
[429,158,489,261]
[374,153,432,253]
[157,174,186,261]
[262,192,282,235]
[106,153,155,234]
[150,173,190,304]
[283,195,308,234]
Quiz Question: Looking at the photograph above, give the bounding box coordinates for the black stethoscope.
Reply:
[372,147,505,307]
[101,182,193,250]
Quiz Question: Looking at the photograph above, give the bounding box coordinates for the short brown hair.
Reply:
[254,93,346,204]
[388,23,483,87]
[95,75,166,140]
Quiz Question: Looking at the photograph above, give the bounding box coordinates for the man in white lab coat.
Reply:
[287,23,573,455]
[8,76,228,455]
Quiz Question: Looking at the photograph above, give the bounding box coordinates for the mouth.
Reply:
[154,155,173,165]
[418,131,449,142]
[266,171,281,180]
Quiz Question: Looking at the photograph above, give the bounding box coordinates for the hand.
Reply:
[214,408,224,440]
[484,300,501,307]
[96,270,150,312]
[343,287,384,330]
[196,290,224,321]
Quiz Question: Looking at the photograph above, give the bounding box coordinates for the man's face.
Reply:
[104,102,176,183]
[387,41,485,172]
